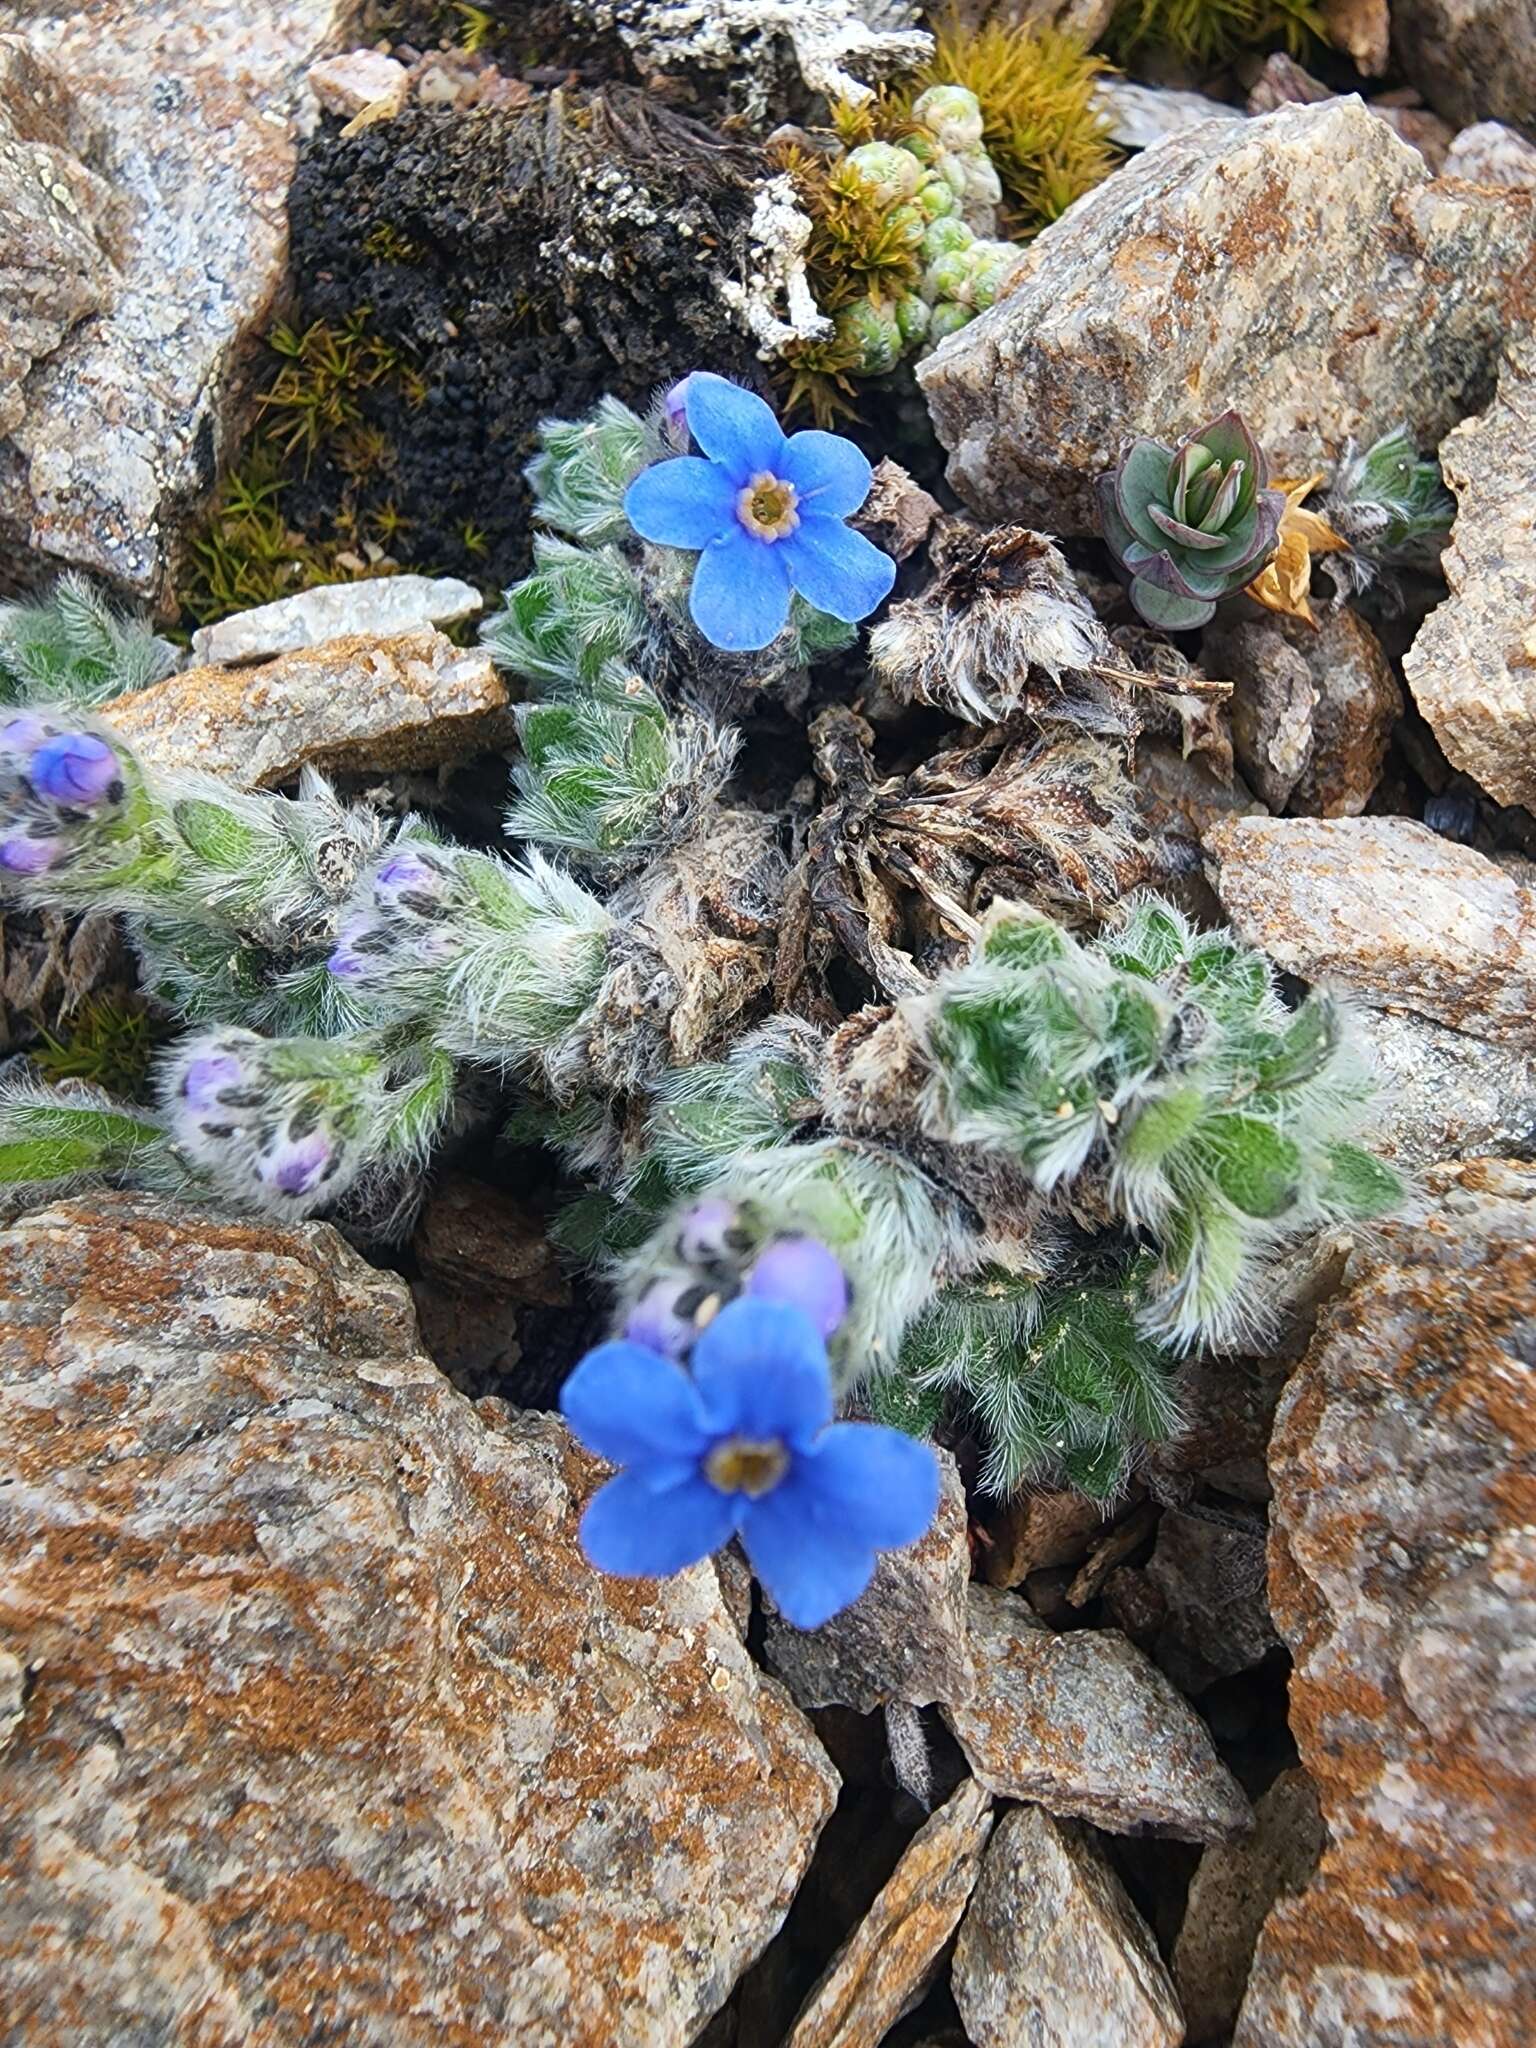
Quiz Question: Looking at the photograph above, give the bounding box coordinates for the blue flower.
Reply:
[560,1296,940,1630]
[623,371,897,653]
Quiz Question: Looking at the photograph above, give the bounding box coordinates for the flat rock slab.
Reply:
[785,1777,993,2048]
[0,1192,837,2048]
[763,1446,974,1712]
[1237,1159,1536,2047]
[104,627,511,787]
[1354,1007,1536,1168]
[920,98,1536,534]
[941,1585,1252,1843]
[1204,814,1536,1050]
[191,573,484,667]
[952,1804,1184,2048]
[0,0,365,602]
[1404,336,1536,813]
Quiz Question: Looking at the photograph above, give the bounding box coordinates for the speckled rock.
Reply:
[0,1192,838,2048]
[1173,1770,1325,2045]
[1235,1160,1536,2048]
[1354,1007,1536,1167]
[941,1585,1252,1843]
[1204,815,1536,1050]
[920,99,1536,534]
[953,1805,1184,2048]
[763,1447,973,1713]
[0,0,366,602]
[784,1777,993,2048]
[1445,120,1536,187]
[1095,80,1235,151]
[1146,1506,1276,1697]
[1205,607,1400,817]
[1392,0,1536,133]
[1404,338,1536,813]
[190,573,483,666]
[104,627,511,787]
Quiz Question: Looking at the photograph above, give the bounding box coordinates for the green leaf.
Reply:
[171,797,260,871]
[0,1136,111,1182]
[981,909,1069,971]
[1321,1141,1402,1218]
[1103,900,1187,978]
[1061,1437,1132,1501]
[1204,1113,1302,1218]
[865,1374,948,1439]
[1253,997,1339,1090]
[1128,576,1213,632]
[1120,1086,1205,1170]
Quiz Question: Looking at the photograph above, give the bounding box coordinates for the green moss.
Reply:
[1105,0,1324,66]
[34,998,161,1101]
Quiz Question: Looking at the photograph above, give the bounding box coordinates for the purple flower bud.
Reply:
[625,1272,724,1360]
[0,834,57,876]
[374,849,442,907]
[746,1235,850,1338]
[327,915,372,980]
[259,1129,335,1199]
[181,1053,244,1112]
[30,732,120,808]
[676,1196,749,1270]
[662,375,693,451]
[1,713,50,756]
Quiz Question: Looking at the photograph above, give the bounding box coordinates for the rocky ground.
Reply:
[1,2,1534,2045]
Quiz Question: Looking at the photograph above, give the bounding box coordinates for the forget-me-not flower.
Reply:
[623,371,897,654]
[561,1294,940,1630]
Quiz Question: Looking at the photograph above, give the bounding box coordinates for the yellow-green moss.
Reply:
[1105,0,1324,66]
[35,997,160,1100]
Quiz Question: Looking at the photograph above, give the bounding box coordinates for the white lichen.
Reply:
[717,174,834,359]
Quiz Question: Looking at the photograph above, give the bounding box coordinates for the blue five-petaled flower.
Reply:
[560,1296,940,1630]
[624,371,897,653]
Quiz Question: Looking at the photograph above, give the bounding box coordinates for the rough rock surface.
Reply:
[953,1805,1184,2048]
[1445,120,1536,187]
[1404,338,1536,812]
[980,1488,1112,1589]
[1204,815,1536,1050]
[763,1449,973,1713]
[784,1777,993,2048]
[0,1192,837,2047]
[190,573,483,667]
[1206,607,1400,817]
[306,46,409,119]
[1236,1160,1536,2048]
[941,1585,1252,1843]
[1146,1506,1277,1697]
[1095,80,1234,151]
[1392,0,1536,133]
[0,0,366,601]
[920,100,1536,534]
[1174,1769,1325,2046]
[1355,1007,1536,1166]
[104,628,511,788]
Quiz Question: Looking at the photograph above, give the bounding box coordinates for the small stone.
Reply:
[1100,1567,1167,1650]
[763,1448,974,1713]
[1404,337,1536,814]
[1391,0,1536,133]
[103,628,513,789]
[307,47,409,120]
[190,573,484,667]
[784,1777,993,2048]
[1145,1506,1277,1697]
[1173,1770,1326,2046]
[1235,1159,1536,2047]
[1094,79,1236,152]
[1444,120,1536,188]
[1324,0,1391,73]
[1204,814,1536,1049]
[920,100,1536,536]
[980,1487,1112,1588]
[412,1171,570,1307]
[942,1585,1253,1843]
[1353,1007,1536,1168]
[953,1804,1184,2048]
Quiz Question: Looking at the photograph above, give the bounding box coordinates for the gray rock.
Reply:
[1173,1770,1326,2045]
[0,1191,838,2046]
[941,1585,1253,1843]
[1095,79,1237,152]
[0,0,366,603]
[920,99,1536,535]
[1392,0,1536,133]
[1235,1159,1536,2048]
[784,1777,993,2048]
[1404,337,1536,813]
[1445,119,1536,187]
[953,1804,1184,2048]
[1355,1007,1536,1167]
[306,46,409,119]
[103,627,512,788]
[1204,814,1536,1050]
[191,573,484,667]
[1146,1506,1277,1697]
[763,1447,974,1713]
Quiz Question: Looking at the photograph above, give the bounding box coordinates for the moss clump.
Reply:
[1105,0,1324,66]
[920,14,1118,235]
[34,997,160,1101]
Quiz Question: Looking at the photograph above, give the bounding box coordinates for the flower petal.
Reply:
[740,1484,877,1630]
[580,1469,738,1577]
[794,1422,941,1550]
[779,514,896,623]
[689,526,792,651]
[684,371,785,483]
[560,1338,711,1467]
[780,430,873,517]
[624,456,737,550]
[690,1297,833,1447]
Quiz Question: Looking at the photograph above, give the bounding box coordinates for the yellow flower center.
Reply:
[736,471,800,542]
[705,1435,790,1498]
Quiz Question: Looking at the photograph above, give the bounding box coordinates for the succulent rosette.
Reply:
[1097,411,1285,631]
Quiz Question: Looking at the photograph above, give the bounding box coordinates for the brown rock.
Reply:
[941,1585,1253,1843]
[920,100,1536,535]
[953,1804,1184,2048]
[103,628,512,788]
[413,1171,570,1306]
[1100,1566,1167,1649]
[1392,0,1536,133]
[784,1777,993,2048]
[980,1486,1112,1588]
[1204,814,1536,1049]
[1404,337,1536,813]
[1325,0,1391,72]
[1173,1769,1326,2044]
[1146,1505,1277,1696]
[1235,1160,1536,2048]
[0,1192,837,2046]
